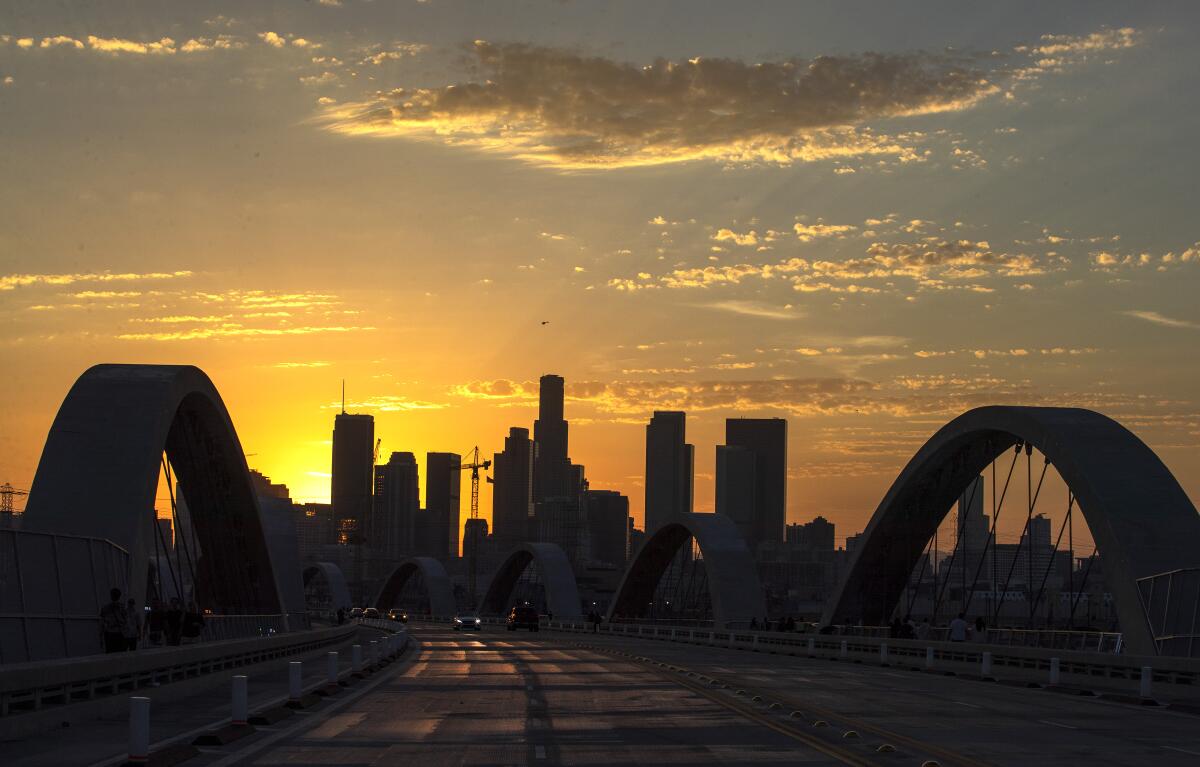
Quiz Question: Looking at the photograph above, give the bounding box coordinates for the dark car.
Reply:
[362,607,381,619]
[506,606,540,631]
[387,608,408,623]
[453,613,482,631]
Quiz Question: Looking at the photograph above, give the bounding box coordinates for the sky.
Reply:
[2,1,1199,552]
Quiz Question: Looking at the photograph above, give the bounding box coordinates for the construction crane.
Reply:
[372,438,382,465]
[458,446,491,605]
[1,483,29,518]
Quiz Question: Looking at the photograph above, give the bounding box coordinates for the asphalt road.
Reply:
[205,625,1200,766]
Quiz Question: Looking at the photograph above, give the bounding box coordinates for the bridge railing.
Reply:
[820,624,1124,654]
[0,623,359,720]
[535,619,1200,689]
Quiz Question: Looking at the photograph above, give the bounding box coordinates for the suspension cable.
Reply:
[931,470,982,621]
[1030,491,1075,623]
[962,446,1020,615]
[994,447,1049,626]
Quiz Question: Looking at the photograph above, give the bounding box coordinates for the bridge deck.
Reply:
[6,624,1200,765]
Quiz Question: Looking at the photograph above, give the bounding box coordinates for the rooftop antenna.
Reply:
[341,379,346,414]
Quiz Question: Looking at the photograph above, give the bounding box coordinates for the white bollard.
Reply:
[288,661,302,702]
[231,675,248,726]
[352,644,363,673]
[689,629,695,642]
[128,696,150,764]
[925,647,935,669]
[981,651,993,677]
[880,643,889,664]
[326,651,339,685]
[1140,666,1153,699]
[840,640,848,658]
[807,637,815,655]
[1049,657,1060,686]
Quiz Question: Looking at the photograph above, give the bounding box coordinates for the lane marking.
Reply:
[1038,719,1077,730]
[534,745,546,759]
[1164,746,1200,757]
[953,700,982,709]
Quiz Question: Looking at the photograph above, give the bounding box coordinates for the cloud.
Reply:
[274,361,332,368]
[1123,310,1200,330]
[0,270,193,291]
[116,324,374,341]
[697,300,799,320]
[713,228,759,247]
[793,222,856,242]
[87,35,177,55]
[319,31,1139,170]
[319,41,1002,169]
[258,32,286,49]
[333,396,446,412]
[39,36,84,49]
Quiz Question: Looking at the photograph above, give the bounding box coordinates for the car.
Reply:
[453,613,482,631]
[387,608,408,623]
[506,606,540,631]
[362,607,381,619]
[348,607,364,620]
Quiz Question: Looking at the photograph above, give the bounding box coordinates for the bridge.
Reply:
[3,364,1200,764]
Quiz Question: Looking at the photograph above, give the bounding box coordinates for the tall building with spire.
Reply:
[331,409,374,545]
[644,411,694,535]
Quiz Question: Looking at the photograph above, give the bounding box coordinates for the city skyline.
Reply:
[3,1,1200,551]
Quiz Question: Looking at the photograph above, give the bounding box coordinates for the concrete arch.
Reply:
[608,513,767,628]
[303,562,352,614]
[23,364,283,614]
[374,557,457,617]
[823,406,1200,656]
[479,542,582,619]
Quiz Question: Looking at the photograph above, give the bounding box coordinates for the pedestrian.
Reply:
[889,617,903,638]
[165,597,184,646]
[123,598,142,651]
[974,616,987,641]
[100,587,127,653]
[750,617,758,630]
[949,612,968,642]
[182,602,205,644]
[915,618,931,641]
[337,606,346,625]
[147,599,165,646]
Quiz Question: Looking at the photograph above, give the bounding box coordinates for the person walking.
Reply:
[915,617,931,641]
[949,612,968,642]
[974,616,987,641]
[99,588,127,654]
[122,598,142,651]
[165,597,184,646]
[147,599,165,646]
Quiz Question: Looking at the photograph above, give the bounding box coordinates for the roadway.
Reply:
[179,624,1200,766]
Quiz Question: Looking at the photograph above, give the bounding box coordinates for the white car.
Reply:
[453,614,482,631]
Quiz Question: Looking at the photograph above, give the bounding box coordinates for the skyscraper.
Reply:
[462,517,489,563]
[492,426,534,550]
[715,444,756,545]
[533,373,581,502]
[584,489,630,567]
[724,418,787,547]
[372,452,420,560]
[644,411,694,534]
[425,452,462,560]
[331,412,374,544]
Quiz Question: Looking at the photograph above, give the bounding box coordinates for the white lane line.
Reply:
[1164,746,1200,757]
[953,700,981,709]
[534,745,547,759]
[1038,719,1077,730]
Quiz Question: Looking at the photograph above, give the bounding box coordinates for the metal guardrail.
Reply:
[531,619,1200,688]
[0,623,358,718]
[820,624,1124,654]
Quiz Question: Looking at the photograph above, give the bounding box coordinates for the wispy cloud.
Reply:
[1123,310,1200,330]
[697,300,800,320]
[117,325,374,341]
[0,270,193,291]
